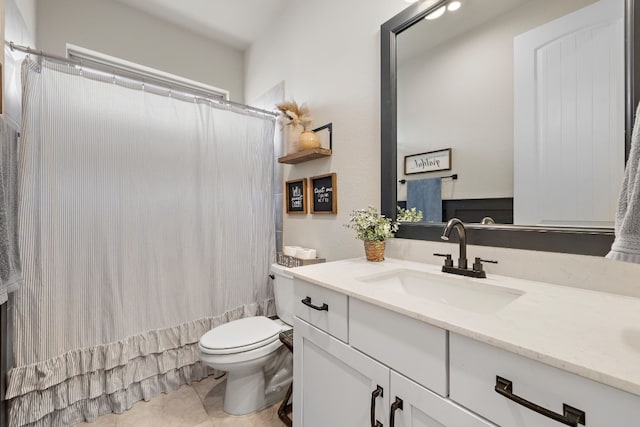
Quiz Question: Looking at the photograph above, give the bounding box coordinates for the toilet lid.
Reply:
[199,316,282,353]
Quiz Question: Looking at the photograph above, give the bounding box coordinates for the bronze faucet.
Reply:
[435,218,497,278]
[441,218,468,269]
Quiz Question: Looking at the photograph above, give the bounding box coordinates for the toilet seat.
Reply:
[199,316,282,355]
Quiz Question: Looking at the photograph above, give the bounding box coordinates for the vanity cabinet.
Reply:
[293,318,493,427]
[450,333,640,427]
[294,279,495,426]
[293,277,640,427]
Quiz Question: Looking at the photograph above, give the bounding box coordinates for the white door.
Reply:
[293,318,389,427]
[514,0,625,226]
[389,371,496,427]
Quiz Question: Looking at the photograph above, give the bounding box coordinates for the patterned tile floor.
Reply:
[75,375,285,427]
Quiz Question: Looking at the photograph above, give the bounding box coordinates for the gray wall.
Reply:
[36,0,245,102]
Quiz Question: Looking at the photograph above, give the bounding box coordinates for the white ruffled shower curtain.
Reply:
[6,58,276,426]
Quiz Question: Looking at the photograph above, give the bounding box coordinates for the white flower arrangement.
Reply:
[397,206,424,222]
[344,206,399,242]
[275,100,314,131]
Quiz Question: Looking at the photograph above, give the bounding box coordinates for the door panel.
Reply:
[514,0,625,226]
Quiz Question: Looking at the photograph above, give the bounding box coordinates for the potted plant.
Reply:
[344,206,399,262]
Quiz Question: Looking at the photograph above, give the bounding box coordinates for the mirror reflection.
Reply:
[396,0,625,227]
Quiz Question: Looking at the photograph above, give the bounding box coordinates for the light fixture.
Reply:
[404,0,418,3]
[425,5,446,20]
[447,1,461,11]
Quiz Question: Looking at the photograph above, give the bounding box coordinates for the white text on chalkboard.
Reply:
[314,186,333,204]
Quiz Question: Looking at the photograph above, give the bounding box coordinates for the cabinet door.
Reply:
[389,371,495,427]
[294,318,389,427]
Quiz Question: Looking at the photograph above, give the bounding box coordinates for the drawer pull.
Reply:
[370,385,383,427]
[301,297,329,311]
[390,396,403,427]
[495,376,585,426]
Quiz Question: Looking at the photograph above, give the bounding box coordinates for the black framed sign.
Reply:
[404,148,452,175]
[310,173,337,214]
[286,178,307,214]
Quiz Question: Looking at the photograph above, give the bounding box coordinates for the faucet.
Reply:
[435,218,498,278]
[441,218,467,269]
[481,216,495,224]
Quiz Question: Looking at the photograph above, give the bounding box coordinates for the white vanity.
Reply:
[290,258,640,427]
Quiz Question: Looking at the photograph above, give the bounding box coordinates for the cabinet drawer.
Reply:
[350,298,448,396]
[294,278,348,342]
[450,333,640,427]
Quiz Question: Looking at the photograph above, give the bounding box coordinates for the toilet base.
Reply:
[219,350,290,416]
[224,366,267,415]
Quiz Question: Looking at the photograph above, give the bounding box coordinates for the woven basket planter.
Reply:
[364,240,386,262]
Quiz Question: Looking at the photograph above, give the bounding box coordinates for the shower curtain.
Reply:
[6,58,276,426]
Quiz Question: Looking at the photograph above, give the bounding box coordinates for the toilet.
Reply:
[198,263,294,415]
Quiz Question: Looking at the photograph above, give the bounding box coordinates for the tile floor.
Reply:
[75,375,286,427]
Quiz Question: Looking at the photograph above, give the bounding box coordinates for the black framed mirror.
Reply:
[381,0,640,256]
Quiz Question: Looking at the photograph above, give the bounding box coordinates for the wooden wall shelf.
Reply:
[278,148,332,164]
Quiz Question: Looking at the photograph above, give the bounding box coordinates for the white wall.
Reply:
[245,0,408,261]
[4,0,36,127]
[14,0,35,37]
[36,0,245,102]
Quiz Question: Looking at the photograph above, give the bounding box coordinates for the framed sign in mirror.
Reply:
[310,173,337,214]
[286,178,307,214]
[405,148,451,175]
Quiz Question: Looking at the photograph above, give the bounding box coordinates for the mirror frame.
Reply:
[381,0,640,256]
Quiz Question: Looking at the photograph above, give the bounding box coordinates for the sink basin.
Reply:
[357,269,523,314]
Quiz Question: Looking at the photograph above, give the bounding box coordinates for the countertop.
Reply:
[288,257,640,397]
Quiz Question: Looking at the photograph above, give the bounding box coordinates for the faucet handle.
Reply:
[433,253,454,267]
[473,257,498,272]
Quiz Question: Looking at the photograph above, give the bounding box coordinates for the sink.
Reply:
[357,269,523,314]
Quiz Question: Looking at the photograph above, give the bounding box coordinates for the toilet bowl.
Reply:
[198,264,294,415]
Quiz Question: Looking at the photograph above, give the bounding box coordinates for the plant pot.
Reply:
[364,240,386,262]
[299,130,321,151]
[287,124,304,154]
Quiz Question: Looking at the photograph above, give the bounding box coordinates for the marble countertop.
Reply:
[288,257,640,397]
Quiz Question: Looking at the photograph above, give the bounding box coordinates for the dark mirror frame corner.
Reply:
[381,0,640,256]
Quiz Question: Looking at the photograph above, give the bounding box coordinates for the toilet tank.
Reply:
[271,263,294,326]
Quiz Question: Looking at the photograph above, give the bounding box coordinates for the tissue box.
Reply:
[276,252,326,268]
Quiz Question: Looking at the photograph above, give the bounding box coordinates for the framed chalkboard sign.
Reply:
[310,173,337,214]
[286,178,307,214]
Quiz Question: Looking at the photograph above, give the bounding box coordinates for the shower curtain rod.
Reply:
[7,41,279,119]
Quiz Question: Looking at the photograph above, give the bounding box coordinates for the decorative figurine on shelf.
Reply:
[344,206,399,262]
[275,100,316,154]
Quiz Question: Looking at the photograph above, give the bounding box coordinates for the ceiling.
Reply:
[397,0,529,63]
[114,0,291,50]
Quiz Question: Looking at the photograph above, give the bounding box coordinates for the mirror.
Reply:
[381,0,639,255]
